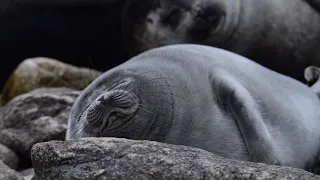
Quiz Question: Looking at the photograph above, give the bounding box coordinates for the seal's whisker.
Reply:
[69,114,101,139]
[77,104,91,123]
[116,72,171,104]
[72,114,101,139]
[148,84,180,89]
[119,70,158,99]
[66,104,92,133]
[136,104,157,115]
[147,83,189,97]
[60,79,76,90]
[123,75,179,104]
[121,72,172,97]
[135,90,175,105]
[88,56,95,69]
[68,119,86,139]
[87,118,103,128]
[66,115,86,131]
[141,91,188,101]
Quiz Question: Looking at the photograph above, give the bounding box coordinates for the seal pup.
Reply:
[66,44,320,173]
[122,0,320,81]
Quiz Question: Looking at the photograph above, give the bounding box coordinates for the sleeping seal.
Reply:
[66,44,320,173]
[122,0,320,81]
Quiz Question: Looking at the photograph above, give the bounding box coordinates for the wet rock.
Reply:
[0,160,24,180]
[0,87,79,168]
[0,143,19,170]
[31,137,320,180]
[1,57,101,104]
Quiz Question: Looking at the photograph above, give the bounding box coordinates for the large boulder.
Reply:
[0,87,79,168]
[0,160,24,180]
[0,143,19,170]
[31,137,320,180]
[0,0,128,89]
[1,57,101,104]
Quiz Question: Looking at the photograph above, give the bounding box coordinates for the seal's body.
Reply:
[66,44,320,173]
[122,0,320,81]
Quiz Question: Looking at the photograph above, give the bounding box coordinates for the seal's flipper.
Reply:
[213,71,281,165]
[305,0,320,12]
[304,66,320,97]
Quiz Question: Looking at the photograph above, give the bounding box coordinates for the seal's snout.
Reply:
[86,90,139,125]
[102,90,139,113]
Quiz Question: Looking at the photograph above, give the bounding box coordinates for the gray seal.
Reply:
[122,0,320,81]
[66,44,320,174]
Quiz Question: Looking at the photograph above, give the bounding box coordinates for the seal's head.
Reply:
[123,0,238,56]
[66,68,175,141]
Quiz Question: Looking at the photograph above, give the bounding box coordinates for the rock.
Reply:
[0,0,128,90]
[0,143,19,170]
[31,138,320,180]
[19,168,35,180]
[1,57,101,105]
[0,160,24,180]
[0,87,79,168]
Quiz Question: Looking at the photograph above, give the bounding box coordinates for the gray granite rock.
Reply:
[1,57,101,105]
[31,137,320,180]
[0,143,19,170]
[0,87,79,166]
[0,160,24,180]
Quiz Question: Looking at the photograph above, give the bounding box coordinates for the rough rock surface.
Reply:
[1,57,101,104]
[0,160,24,180]
[0,87,79,167]
[31,137,320,180]
[0,143,19,170]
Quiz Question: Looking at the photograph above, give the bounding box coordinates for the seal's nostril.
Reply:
[98,95,106,104]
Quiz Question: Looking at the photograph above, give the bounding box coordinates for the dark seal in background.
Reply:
[0,0,128,89]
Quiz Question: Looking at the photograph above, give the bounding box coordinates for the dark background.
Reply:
[0,0,129,89]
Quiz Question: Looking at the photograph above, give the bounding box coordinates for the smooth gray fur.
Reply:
[66,44,320,173]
